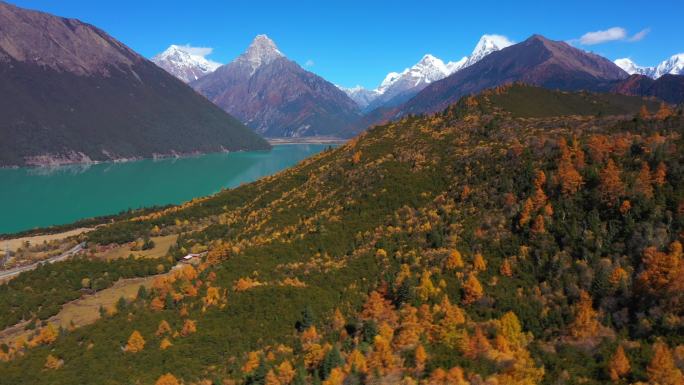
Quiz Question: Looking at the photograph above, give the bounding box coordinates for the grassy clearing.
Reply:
[97,234,178,261]
[1,228,92,254]
[0,275,157,345]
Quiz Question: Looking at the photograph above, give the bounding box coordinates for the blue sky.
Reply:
[10,0,684,89]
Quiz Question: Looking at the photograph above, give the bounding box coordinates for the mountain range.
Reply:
[0,2,268,167]
[614,53,684,79]
[190,35,360,138]
[339,34,513,110]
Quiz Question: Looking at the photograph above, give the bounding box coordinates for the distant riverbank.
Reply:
[267,137,349,145]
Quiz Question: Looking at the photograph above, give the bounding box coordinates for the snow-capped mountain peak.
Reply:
[152,45,221,83]
[654,53,684,78]
[613,58,655,77]
[237,34,284,74]
[614,53,684,79]
[341,34,513,109]
[464,34,514,67]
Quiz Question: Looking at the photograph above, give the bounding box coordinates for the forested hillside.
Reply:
[1,84,683,385]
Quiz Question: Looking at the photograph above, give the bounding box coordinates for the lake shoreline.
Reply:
[1,144,337,236]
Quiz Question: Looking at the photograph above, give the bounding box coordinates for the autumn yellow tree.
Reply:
[654,161,667,186]
[647,342,684,385]
[160,338,173,350]
[599,159,625,206]
[156,320,172,337]
[34,323,58,345]
[322,368,345,385]
[180,319,197,336]
[395,305,421,350]
[634,162,654,199]
[361,291,398,326]
[155,373,180,385]
[499,311,527,350]
[446,249,464,270]
[125,330,146,353]
[276,360,296,384]
[639,105,651,120]
[473,253,487,272]
[558,157,583,196]
[462,274,484,305]
[500,259,513,277]
[569,291,601,339]
[607,345,630,381]
[44,354,63,370]
[415,344,428,374]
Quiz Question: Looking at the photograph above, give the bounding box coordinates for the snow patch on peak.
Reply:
[654,53,684,78]
[614,58,655,77]
[465,34,513,67]
[152,44,221,83]
[237,34,284,74]
[613,53,684,79]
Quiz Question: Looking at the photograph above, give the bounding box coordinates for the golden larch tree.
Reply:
[276,360,296,385]
[599,159,625,206]
[180,319,197,336]
[654,162,667,186]
[462,274,484,305]
[156,320,172,337]
[569,291,602,339]
[155,373,180,385]
[473,253,487,272]
[634,162,654,199]
[607,345,630,381]
[125,330,146,353]
[647,342,684,385]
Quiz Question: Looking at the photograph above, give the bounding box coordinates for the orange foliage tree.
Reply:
[607,345,630,381]
[155,373,180,385]
[569,291,602,339]
[599,159,625,206]
[647,342,684,385]
[125,330,146,353]
[462,274,484,305]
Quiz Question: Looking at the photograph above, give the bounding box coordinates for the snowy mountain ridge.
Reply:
[614,53,684,79]
[340,34,513,109]
[152,45,221,83]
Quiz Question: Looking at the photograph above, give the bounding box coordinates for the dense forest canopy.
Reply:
[1,84,683,385]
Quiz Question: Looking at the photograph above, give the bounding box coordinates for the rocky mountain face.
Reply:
[341,35,513,111]
[0,2,268,167]
[614,54,684,79]
[191,35,361,138]
[611,74,684,104]
[151,45,220,83]
[400,34,629,115]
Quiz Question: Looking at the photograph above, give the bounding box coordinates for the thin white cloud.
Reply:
[305,59,315,67]
[579,27,627,45]
[575,27,650,45]
[628,28,650,42]
[176,44,214,58]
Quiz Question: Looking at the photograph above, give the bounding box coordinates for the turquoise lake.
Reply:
[0,144,335,235]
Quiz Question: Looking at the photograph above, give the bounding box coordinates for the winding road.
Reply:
[0,242,86,280]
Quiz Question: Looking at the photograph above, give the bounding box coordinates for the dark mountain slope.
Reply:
[0,2,268,167]
[610,74,684,104]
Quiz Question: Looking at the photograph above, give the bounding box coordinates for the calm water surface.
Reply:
[0,144,334,234]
